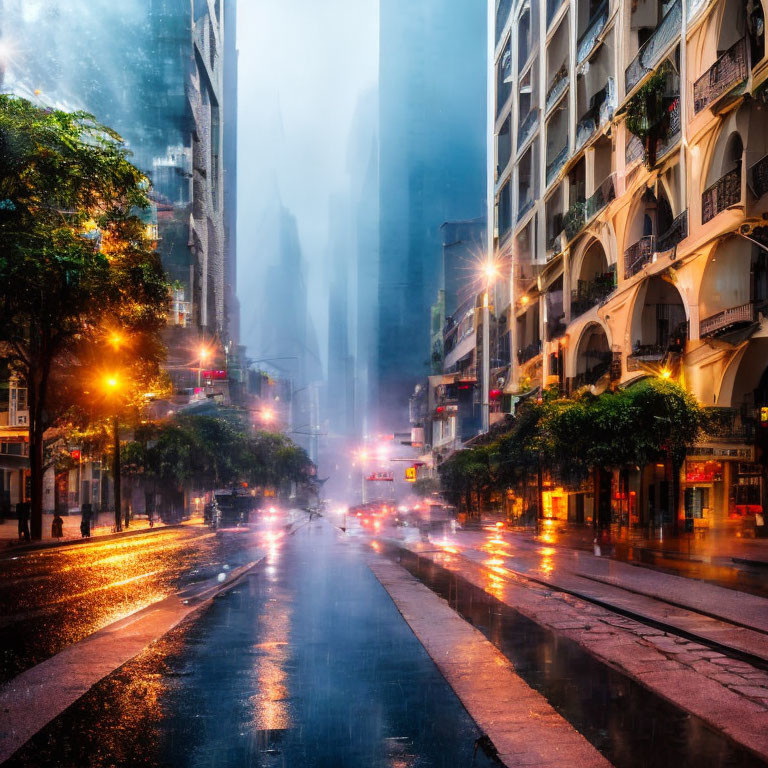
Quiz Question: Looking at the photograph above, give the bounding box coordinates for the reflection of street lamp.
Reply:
[103,374,123,532]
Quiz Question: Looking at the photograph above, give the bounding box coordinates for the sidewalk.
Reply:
[525,518,768,566]
[0,512,200,551]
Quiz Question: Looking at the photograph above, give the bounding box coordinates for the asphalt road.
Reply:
[4,517,497,768]
[0,524,259,685]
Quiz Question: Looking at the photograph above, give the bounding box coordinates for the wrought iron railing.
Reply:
[624,235,655,278]
[625,134,644,166]
[749,154,768,200]
[546,145,568,186]
[517,109,539,149]
[699,301,754,337]
[546,70,569,113]
[518,340,542,364]
[693,37,748,115]
[577,0,609,64]
[585,174,616,219]
[570,272,617,318]
[571,353,613,389]
[657,96,681,159]
[701,407,755,441]
[563,199,587,241]
[625,0,682,94]
[656,209,688,252]
[702,166,741,223]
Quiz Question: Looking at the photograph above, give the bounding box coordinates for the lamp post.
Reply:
[104,374,122,532]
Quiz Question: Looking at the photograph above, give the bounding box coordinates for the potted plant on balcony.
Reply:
[626,63,672,168]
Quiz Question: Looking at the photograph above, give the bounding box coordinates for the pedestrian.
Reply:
[80,504,92,539]
[17,502,30,543]
[51,512,64,539]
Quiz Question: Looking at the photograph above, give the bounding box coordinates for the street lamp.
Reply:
[103,373,123,532]
[198,346,210,388]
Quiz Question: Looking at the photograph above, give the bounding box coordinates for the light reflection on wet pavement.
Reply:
[0,525,259,684]
[4,519,496,768]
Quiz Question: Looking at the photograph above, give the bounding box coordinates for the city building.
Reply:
[377,0,488,427]
[490,0,768,535]
[0,0,239,513]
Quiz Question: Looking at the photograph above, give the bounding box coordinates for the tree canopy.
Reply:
[0,96,169,538]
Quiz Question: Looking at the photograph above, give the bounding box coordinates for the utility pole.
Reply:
[113,415,121,532]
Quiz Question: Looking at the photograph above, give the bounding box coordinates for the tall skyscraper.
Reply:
[377,0,488,427]
[1,0,233,341]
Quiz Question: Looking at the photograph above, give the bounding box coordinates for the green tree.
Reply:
[0,96,169,538]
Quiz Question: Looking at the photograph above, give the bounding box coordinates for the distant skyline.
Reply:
[236,0,379,371]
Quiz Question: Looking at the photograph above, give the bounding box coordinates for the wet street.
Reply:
[0,524,261,684]
[3,518,497,768]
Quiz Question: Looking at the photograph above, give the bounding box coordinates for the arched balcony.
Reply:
[624,185,686,278]
[693,0,764,115]
[571,240,616,319]
[570,323,612,390]
[627,275,687,371]
[699,235,768,338]
[702,130,744,224]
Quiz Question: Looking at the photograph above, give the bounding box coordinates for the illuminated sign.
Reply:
[761,406,768,427]
[366,471,394,482]
[405,467,417,482]
[685,460,723,483]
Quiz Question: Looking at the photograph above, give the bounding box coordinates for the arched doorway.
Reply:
[628,275,687,371]
[571,241,616,319]
[571,323,612,390]
[624,186,677,278]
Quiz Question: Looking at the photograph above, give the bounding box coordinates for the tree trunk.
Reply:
[28,423,44,541]
[113,415,122,532]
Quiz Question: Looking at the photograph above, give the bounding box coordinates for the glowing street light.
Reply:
[659,367,672,380]
[197,346,210,387]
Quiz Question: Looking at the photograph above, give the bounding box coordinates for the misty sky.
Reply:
[236,0,379,369]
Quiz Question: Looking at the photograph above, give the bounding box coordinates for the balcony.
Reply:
[701,166,741,224]
[546,69,568,113]
[577,0,609,65]
[585,173,616,219]
[571,351,613,388]
[563,199,587,241]
[693,37,748,115]
[518,109,538,149]
[656,209,688,252]
[625,0,682,94]
[546,146,569,186]
[570,269,617,318]
[701,407,755,441]
[518,340,542,364]
[749,154,768,200]
[657,96,681,159]
[625,134,644,166]
[699,301,755,338]
[624,235,655,278]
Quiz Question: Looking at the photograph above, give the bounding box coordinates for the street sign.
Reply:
[366,471,394,482]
